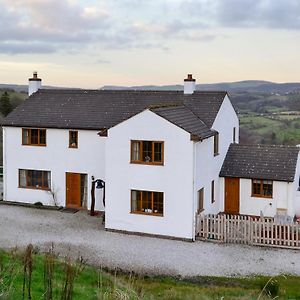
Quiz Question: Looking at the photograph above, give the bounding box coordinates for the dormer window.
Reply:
[131,140,164,165]
[22,128,46,146]
[69,131,78,148]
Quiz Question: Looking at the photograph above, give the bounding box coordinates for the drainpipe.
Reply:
[192,141,196,242]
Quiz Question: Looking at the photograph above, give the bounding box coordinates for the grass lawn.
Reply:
[0,248,299,299]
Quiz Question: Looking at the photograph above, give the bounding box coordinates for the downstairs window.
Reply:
[252,179,273,198]
[131,190,163,216]
[19,169,51,190]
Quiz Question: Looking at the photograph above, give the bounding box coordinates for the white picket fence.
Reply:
[196,214,300,249]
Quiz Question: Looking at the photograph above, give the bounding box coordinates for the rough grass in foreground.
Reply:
[0,246,299,299]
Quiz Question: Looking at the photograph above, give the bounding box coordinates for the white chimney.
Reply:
[184,74,196,94]
[28,71,42,96]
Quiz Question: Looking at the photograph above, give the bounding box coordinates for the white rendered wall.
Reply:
[194,95,239,215]
[3,127,105,211]
[105,110,195,239]
[292,153,300,216]
[239,179,293,217]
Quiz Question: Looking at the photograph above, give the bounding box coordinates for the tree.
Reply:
[0,92,13,117]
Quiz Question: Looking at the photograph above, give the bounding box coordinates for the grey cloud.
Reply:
[0,42,57,54]
[183,0,300,29]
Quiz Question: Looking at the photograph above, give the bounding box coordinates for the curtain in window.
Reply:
[132,142,140,161]
[19,170,26,187]
[46,172,51,189]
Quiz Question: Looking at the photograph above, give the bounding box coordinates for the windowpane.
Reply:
[19,170,26,187]
[22,128,46,146]
[131,190,163,216]
[130,140,163,165]
[142,141,152,162]
[39,130,46,145]
[252,179,272,197]
[69,131,78,148]
[31,129,39,144]
[263,180,273,197]
[22,129,29,145]
[214,133,219,156]
[19,169,51,190]
[154,142,162,162]
[211,180,215,203]
[131,141,140,161]
[198,188,204,213]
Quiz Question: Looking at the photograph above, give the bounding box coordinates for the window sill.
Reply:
[214,153,219,157]
[69,146,78,149]
[130,211,163,217]
[19,186,50,191]
[251,194,273,199]
[22,144,46,147]
[130,161,164,166]
[197,209,204,214]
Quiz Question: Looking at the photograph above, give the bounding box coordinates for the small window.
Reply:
[211,180,215,203]
[197,188,204,213]
[214,133,219,156]
[131,140,164,165]
[22,128,46,146]
[131,190,163,216]
[19,169,51,190]
[252,179,273,198]
[233,127,236,143]
[69,131,78,148]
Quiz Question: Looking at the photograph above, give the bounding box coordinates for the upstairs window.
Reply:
[131,190,163,216]
[19,169,51,190]
[69,131,78,148]
[252,179,273,198]
[22,128,46,146]
[214,133,219,156]
[131,140,164,165]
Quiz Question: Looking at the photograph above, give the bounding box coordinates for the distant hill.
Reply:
[101,80,300,94]
[2,80,300,94]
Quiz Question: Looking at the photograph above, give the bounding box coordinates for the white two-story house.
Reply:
[2,73,300,240]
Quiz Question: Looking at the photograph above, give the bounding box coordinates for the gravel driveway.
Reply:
[0,204,299,277]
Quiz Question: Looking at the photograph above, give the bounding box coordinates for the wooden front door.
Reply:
[225,177,240,214]
[66,173,81,208]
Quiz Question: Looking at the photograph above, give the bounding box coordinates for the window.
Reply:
[197,188,204,213]
[252,179,273,198]
[69,131,78,148]
[131,140,164,165]
[214,133,219,156]
[22,128,46,146]
[233,127,236,143]
[19,169,51,190]
[211,180,215,203]
[131,190,163,216]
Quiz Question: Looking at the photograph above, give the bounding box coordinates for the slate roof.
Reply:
[2,89,227,140]
[151,106,216,140]
[220,144,300,182]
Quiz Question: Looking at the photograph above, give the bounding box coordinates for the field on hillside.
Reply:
[1,248,299,299]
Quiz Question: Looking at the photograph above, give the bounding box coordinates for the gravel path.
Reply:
[0,204,299,277]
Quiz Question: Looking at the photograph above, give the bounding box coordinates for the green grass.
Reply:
[239,114,300,145]
[1,248,300,299]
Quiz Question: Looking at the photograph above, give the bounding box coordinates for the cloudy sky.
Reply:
[0,0,300,88]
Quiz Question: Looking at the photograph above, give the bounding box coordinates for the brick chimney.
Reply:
[184,74,196,94]
[28,71,42,96]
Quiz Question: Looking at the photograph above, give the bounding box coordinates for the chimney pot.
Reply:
[184,74,196,94]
